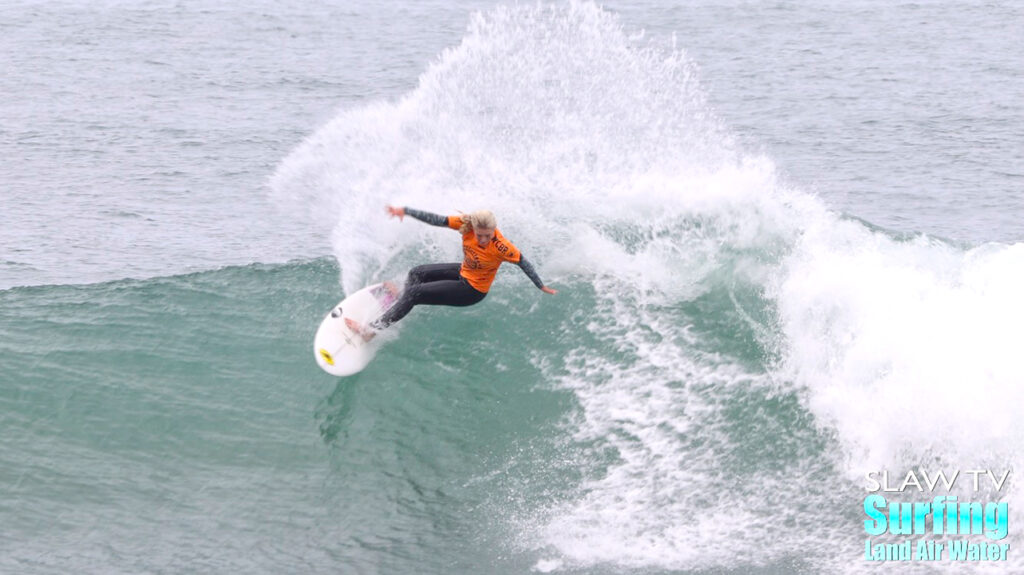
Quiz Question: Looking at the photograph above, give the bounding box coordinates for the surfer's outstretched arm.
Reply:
[386,205,448,227]
[516,256,557,294]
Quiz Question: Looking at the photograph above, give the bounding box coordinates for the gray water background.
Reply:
[2,0,1020,290]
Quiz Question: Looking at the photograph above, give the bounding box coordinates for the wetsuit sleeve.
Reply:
[403,207,449,227]
[515,255,546,290]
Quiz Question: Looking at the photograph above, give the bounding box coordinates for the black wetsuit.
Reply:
[372,208,546,329]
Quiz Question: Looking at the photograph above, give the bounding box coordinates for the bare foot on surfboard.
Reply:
[382,281,400,298]
[344,318,376,342]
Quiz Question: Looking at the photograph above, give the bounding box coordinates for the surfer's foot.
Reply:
[344,318,377,342]
[382,281,401,298]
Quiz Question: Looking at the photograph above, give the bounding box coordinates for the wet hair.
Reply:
[459,210,497,234]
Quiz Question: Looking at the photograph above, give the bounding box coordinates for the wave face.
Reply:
[269,2,1024,572]
[5,2,1022,574]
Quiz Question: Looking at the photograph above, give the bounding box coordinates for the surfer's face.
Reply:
[474,227,494,247]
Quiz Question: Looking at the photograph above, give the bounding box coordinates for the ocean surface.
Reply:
[2,1,1022,573]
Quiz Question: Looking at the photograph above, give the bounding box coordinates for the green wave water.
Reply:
[0,256,837,574]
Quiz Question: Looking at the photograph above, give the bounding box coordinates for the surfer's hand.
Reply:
[541,286,557,295]
[386,205,405,221]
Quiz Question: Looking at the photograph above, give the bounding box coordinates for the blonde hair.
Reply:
[459,210,497,234]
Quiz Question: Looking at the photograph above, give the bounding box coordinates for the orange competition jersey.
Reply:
[446,215,522,293]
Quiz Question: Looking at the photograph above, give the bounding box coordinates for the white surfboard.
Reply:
[314,283,399,376]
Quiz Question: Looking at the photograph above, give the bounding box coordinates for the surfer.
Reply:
[345,206,557,340]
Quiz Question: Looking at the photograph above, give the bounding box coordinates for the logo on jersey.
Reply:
[494,240,516,259]
[463,245,481,269]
